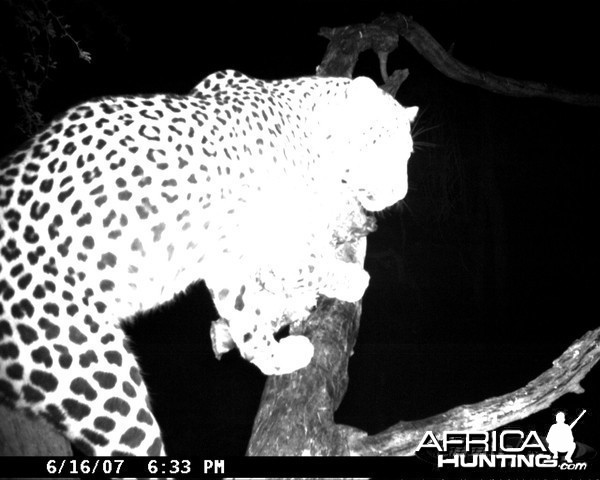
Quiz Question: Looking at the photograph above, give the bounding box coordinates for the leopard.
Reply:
[0,69,417,455]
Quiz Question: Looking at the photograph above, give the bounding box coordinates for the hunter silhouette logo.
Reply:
[546,410,585,463]
[415,408,594,470]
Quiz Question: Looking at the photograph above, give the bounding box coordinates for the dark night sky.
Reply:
[1,0,599,465]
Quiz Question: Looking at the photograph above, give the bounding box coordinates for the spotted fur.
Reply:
[0,70,416,455]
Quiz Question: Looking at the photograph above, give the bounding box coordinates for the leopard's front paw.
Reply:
[251,335,315,376]
[321,261,370,303]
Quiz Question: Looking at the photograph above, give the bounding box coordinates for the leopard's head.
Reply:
[316,76,418,212]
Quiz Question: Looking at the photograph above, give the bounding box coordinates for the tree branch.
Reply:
[320,13,600,107]
[349,326,600,455]
[246,296,363,456]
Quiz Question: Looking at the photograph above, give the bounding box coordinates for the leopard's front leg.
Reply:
[318,259,371,303]
[206,274,314,376]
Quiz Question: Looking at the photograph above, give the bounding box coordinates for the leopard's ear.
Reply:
[405,106,419,123]
[347,77,419,123]
[346,76,379,98]
[344,76,381,109]
[336,76,386,129]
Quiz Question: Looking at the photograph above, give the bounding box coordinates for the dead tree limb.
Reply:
[320,13,600,107]
[349,326,600,456]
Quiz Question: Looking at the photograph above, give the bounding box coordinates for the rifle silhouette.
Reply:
[570,409,586,429]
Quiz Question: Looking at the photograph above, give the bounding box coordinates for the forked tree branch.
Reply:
[320,13,600,106]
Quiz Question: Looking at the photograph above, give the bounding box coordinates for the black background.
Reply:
[1,0,598,469]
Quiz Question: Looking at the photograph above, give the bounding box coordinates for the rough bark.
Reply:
[247,297,363,456]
